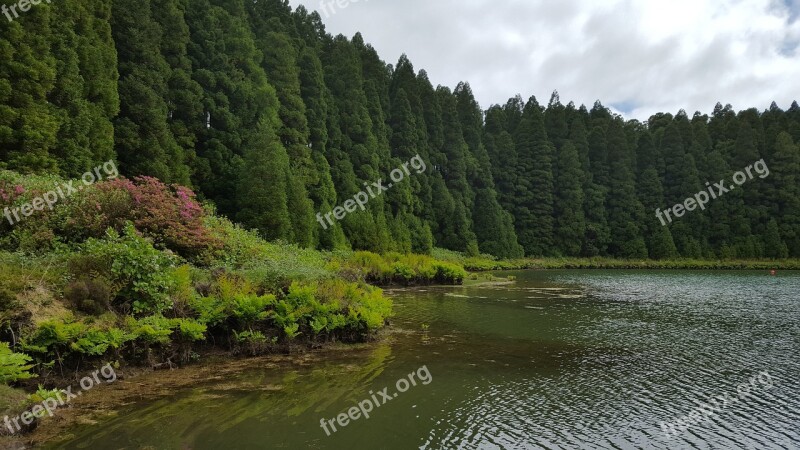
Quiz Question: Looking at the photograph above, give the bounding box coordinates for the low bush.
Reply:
[80,223,178,315]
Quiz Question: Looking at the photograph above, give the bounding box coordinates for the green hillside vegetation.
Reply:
[0,172,467,396]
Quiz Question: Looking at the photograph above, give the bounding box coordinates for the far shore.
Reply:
[455,257,800,272]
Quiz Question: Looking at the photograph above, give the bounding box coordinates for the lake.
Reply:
[49,270,800,449]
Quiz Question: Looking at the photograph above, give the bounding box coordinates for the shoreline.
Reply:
[456,258,800,272]
[1,338,390,449]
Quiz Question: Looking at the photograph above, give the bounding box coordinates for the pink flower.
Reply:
[14,185,24,195]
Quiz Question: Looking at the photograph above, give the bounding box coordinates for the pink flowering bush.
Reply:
[61,176,221,260]
[105,177,220,260]
[0,170,220,261]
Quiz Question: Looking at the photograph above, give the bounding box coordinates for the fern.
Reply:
[0,342,35,384]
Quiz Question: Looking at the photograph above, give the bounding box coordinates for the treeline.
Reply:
[1,0,798,259]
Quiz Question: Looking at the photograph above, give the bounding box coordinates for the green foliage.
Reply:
[336,251,466,285]
[205,216,333,288]
[132,315,174,346]
[269,280,391,339]
[0,342,35,384]
[82,223,177,315]
[172,318,207,342]
[22,315,136,362]
[227,289,275,327]
[28,385,61,411]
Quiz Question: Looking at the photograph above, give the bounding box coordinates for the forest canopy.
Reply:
[1,0,798,260]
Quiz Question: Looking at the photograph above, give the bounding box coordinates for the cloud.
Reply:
[291,0,800,120]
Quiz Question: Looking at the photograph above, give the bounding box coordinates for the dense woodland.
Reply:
[2,0,799,259]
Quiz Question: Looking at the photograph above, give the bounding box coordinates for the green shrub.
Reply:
[82,223,177,315]
[233,329,271,355]
[350,251,393,282]
[168,265,198,313]
[188,295,227,328]
[432,261,467,284]
[230,293,275,328]
[63,277,117,315]
[21,316,88,356]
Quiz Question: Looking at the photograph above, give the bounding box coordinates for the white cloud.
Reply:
[291,0,800,120]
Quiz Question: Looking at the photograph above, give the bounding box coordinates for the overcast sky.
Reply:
[288,0,800,121]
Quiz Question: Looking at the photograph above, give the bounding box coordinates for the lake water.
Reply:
[50,270,800,449]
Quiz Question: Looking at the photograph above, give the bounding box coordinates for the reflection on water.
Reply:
[51,270,800,449]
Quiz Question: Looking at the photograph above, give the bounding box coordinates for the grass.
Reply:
[0,384,29,436]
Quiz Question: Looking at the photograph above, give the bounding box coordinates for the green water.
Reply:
[51,270,800,449]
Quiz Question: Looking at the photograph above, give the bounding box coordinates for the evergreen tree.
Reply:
[484,106,519,218]
[112,0,189,184]
[256,29,317,246]
[728,122,761,257]
[553,141,585,256]
[661,123,704,257]
[606,120,648,257]
[514,97,554,256]
[152,0,203,184]
[0,3,59,173]
[764,218,788,259]
[186,0,292,238]
[50,0,119,176]
[638,167,678,259]
[455,83,521,257]
[236,121,292,240]
[545,91,569,149]
[771,132,800,256]
[435,86,478,253]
